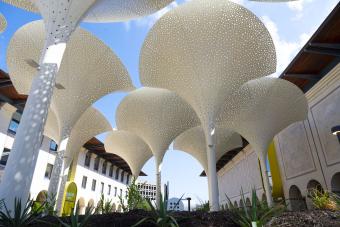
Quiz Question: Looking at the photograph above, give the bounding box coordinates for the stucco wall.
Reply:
[218,145,265,206]
[218,63,340,209]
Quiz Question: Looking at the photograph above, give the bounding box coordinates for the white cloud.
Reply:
[124,2,178,31]
[261,15,311,77]
[287,0,314,21]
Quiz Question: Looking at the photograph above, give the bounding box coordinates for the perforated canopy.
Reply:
[65,107,111,168]
[174,126,243,171]
[104,130,153,177]
[2,0,173,22]
[140,0,276,128]
[0,13,6,33]
[7,20,134,139]
[116,87,200,163]
[217,77,308,154]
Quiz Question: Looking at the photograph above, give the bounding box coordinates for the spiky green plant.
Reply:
[119,177,146,212]
[310,189,340,211]
[94,194,114,214]
[0,198,43,227]
[132,193,182,227]
[56,204,93,227]
[195,198,209,212]
[226,188,285,227]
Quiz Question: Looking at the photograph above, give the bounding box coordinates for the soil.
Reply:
[265,210,340,227]
[29,209,340,227]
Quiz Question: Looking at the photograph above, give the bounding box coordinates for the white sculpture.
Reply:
[140,0,276,210]
[116,87,199,206]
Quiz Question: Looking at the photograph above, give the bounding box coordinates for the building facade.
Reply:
[0,103,131,214]
[138,182,156,201]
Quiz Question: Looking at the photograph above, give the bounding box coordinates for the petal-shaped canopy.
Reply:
[7,20,134,138]
[104,130,153,177]
[116,87,200,163]
[174,126,243,171]
[2,0,173,22]
[0,13,7,33]
[217,77,308,153]
[140,0,276,127]
[44,109,60,143]
[65,107,111,168]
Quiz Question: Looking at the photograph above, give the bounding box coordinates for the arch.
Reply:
[233,201,238,208]
[289,185,306,211]
[245,198,251,207]
[87,199,95,211]
[117,204,122,212]
[76,197,86,215]
[36,190,48,203]
[111,203,116,212]
[307,179,323,193]
[62,182,78,216]
[331,172,340,196]
[84,152,91,167]
[261,193,267,203]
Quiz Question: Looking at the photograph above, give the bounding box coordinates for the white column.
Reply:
[258,150,274,207]
[0,61,61,208]
[0,104,17,160]
[155,157,162,208]
[205,123,219,211]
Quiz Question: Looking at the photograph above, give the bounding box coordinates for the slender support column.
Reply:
[205,124,219,211]
[0,63,59,208]
[258,151,274,207]
[155,158,162,208]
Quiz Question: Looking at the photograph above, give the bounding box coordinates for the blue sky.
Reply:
[0,0,338,208]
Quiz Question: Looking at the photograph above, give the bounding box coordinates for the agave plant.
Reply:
[226,188,285,227]
[94,194,114,214]
[56,204,93,227]
[132,193,182,227]
[0,198,43,227]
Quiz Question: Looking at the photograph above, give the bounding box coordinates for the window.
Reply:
[44,163,53,179]
[108,185,111,195]
[0,148,10,166]
[120,189,123,197]
[94,156,100,171]
[91,179,96,191]
[115,168,120,180]
[49,140,58,151]
[114,187,117,197]
[101,182,104,194]
[84,152,91,167]
[126,174,130,184]
[8,119,19,134]
[81,176,87,189]
[102,161,107,175]
[120,171,125,183]
[109,164,113,177]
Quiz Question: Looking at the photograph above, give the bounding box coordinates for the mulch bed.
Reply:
[29,209,340,227]
[30,210,238,227]
[265,210,340,227]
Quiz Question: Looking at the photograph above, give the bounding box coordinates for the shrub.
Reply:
[310,189,340,211]
[119,177,147,212]
[0,198,43,227]
[226,188,285,227]
[195,199,209,212]
[94,194,114,214]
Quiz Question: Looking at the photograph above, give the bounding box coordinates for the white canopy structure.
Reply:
[0,0,173,209]
[116,87,199,205]
[217,77,308,205]
[0,13,6,33]
[2,20,133,207]
[49,106,112,212]
[140,0,276,210]
[104,130,153,177]
[7,20,134,138]
[174,127,243,173]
